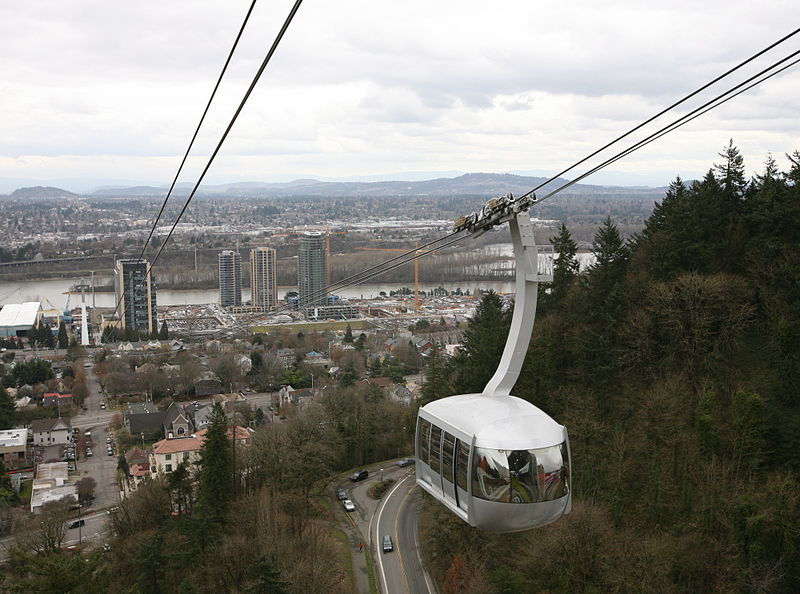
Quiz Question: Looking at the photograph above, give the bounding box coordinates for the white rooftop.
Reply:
[0,302,41,328]
[0,428,28,449]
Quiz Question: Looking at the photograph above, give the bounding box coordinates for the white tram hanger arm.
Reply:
[452,193,552,398]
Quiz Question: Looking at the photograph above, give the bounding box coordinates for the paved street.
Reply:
[70,362,121,510]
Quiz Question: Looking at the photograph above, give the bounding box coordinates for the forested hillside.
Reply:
[421,144,800,593]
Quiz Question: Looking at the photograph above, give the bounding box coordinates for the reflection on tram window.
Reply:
[418,418,431,464]
[442,432,455,483]
[456,441,469,492]
[430,426,442,473]
[471,443,569,503]
[472,447,511,502]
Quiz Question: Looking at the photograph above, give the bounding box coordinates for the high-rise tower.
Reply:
[298,232,326,307]
[250,247,277,310]
[218,250,242,307]
[114,258,157,334]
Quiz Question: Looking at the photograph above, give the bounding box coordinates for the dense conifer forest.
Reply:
[420,144,800,593]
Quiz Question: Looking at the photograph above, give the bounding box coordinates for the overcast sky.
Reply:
[2,0,799,192]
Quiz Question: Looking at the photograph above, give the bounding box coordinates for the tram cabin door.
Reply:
[439,429,458,508]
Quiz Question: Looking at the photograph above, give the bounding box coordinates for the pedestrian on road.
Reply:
[359,542,363,552]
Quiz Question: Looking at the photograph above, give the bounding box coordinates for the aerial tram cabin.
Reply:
[416,194,572,532]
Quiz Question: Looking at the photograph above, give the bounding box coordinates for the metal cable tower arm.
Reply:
[482,210,551,398]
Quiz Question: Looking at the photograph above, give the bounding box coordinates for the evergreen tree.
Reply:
[245,557,290,594]
[343,324,354,343]
[419,348,452,407]
[714,139,747,201]
[196,403,233,520]
[57,321,69,349]
[450,291,512,394]
[354,333,366,351]
[541,223,579,312]
[158,321,169,340]
[0,387,16,430]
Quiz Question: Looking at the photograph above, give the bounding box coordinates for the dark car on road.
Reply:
[382,534,393,553]
[396,457,415,467]
[350,469,369,482]
[67,520,85,529]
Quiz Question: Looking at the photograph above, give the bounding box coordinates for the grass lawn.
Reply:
[19,479,33,505]
[251,319,376,334]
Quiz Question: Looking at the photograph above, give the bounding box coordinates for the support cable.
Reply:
[109,0,303,336]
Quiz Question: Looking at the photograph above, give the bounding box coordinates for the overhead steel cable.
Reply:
[267,233,468,319]
[110,0,259,332]
[151,0,304,270]
[277,27,800,315]
[138,0,259,261]
[108,0,303,337]
[515,25,800,202]
[537,48,800,204]
[244,43,800,328]
[278,231,465,311]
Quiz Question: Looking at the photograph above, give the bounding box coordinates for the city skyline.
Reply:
[2,1,798,193]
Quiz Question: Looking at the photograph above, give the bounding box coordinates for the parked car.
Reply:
[67,519,85,529]
[350,469,369,482]
[337,489,348,500]
[396,457,415,468]
[382,534,393,553]
[343,500,355,512]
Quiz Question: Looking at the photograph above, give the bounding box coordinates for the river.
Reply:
[0,244,595,308]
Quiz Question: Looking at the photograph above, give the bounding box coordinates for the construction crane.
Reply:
[356,247,421,310]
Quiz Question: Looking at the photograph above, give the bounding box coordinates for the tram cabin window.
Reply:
[471,443,569,504]
[418,418,431,465]
[430,425,442,473]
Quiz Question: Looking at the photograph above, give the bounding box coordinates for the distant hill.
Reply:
[84,173,667,199]
[8,186,79,199]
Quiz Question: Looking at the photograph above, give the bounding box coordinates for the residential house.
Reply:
[42,393,73,408]
[277,385,295,406]
[411,336,436,356]
[149,435,204,477]
[213,392,249,414]
[30,461,76,513]
[0,428,28,469]
[276,348,295,369]
[391,384,413,406]
[30,417,71,446]
[194,371,222,396]
[124,445,152,489]
[125,402,164,436]
[195,425,253,448]
[162,402,191,437]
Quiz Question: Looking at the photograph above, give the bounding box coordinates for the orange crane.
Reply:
[356,246,421,310]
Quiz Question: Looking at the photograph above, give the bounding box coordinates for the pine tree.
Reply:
[196,403,233,520]
[57,321,69,349]
[714,139,747,202]
[343,324,354,343]
[158,321,169,340]
[541,223,579,312]
[450,291,512,394]
[419,348,452,407]
[0,387,17,430]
